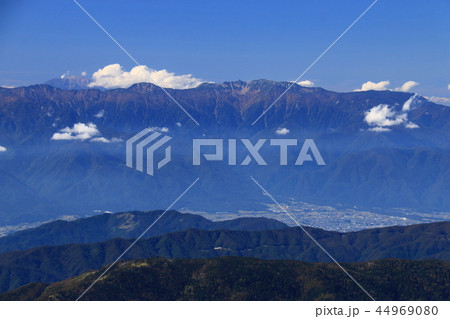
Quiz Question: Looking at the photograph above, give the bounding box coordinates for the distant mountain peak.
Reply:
[44,75,90,90]
[126,82,165,93]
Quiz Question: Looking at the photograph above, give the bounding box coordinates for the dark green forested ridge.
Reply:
[0,210,287,254]
[0,221,448,293]
[1,257,448,301]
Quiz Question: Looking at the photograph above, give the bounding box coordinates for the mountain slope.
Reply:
[0,210,287,254]
[2,257,449,301]
[0,221,447,293]
[0,81,449,224]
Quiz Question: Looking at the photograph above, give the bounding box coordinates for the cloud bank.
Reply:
[50,123,122,143]
[51,123,100,141]
[364,104,407,127]
[88,64,203,90]
[355,80,419,92]
[365,95,419,132]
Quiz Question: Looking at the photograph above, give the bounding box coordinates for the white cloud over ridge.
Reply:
[365,95,420,131]
[356,81,390,92]
[275,128,290,135]
[296,80,314,87]
[0,145,6,152]
[51,123,100,141]
[395,81,419,92]
[355,80,419,92]
[88,64,203,90]
[364,104,407,127]
[402,94,417,111]
[51,123,122,143]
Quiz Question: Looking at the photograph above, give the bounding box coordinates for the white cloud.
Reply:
[0,146,6,152]
[364,104,407,127]
[426,96,450,106]
[1,85,15,89]
[94,110,104,118]
[91,137,110,143]
[395,81,419,92]
[355,80,390,92]
[149,126,169,133]
[368,127,391,132]
[364,100,422,130]
[448,84,450,90]
[405,122,419,129]
[275,128,290,135]
[88,64,203,90]
[81,71,87,77]
[355,80,419,92]
[60,71,69,79]
[51,123,100,141]
[91,137,123,143]
[176,122,182,127]
[51,123,121,142]
[402,94,417,111]
[297,80,314,87]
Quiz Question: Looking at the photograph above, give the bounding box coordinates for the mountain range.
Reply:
[0,210,447,293]
[0,210,287,254]
[0,80,449,225]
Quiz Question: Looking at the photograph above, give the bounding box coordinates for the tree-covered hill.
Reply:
[1,257,448,301]
[0,221,448,293]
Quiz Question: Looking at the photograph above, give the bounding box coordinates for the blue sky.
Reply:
[0,0,449,98]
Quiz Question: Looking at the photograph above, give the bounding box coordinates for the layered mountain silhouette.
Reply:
[0,210,287,254]
[1,257,449,301]
[0,215,447,293]
[0,80,449,225]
